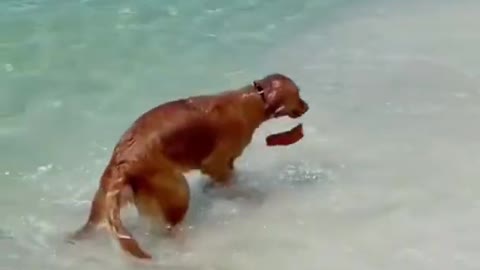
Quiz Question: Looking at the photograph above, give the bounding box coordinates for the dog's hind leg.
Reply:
[132,170,190,238]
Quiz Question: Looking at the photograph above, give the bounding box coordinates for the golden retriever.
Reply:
[69,73,309,260]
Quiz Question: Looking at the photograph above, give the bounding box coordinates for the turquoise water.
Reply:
[2,0,480,269]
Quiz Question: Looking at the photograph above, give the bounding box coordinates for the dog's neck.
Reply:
[235,84,270,129]
[253,81,267,104]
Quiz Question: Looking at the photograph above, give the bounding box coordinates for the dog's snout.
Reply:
[289,99,309,119]
[301,99,309,113]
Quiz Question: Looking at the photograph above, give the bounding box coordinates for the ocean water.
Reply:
[1,0,480,269]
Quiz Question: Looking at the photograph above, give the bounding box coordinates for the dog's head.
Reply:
[253,73,309,119]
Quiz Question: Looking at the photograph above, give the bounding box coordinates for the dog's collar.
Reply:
[253,81,266,103]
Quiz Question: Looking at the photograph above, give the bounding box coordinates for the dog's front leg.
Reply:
[201,158,234,186]
[201,148,236,187]
[201,155,259,200]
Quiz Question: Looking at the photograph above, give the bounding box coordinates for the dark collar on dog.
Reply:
[253,81,266,103]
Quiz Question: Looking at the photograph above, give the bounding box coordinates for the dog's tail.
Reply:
[70,172,152,260]
[105,176,152,260]
[69,189,106,241]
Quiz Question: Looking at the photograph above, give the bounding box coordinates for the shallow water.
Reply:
[1,0,480,269]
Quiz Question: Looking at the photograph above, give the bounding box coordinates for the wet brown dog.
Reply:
[70,73,309,260]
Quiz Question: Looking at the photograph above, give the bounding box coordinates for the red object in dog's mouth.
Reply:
[265,123,304,146]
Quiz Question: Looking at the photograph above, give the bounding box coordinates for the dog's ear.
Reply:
[254,78,281,91]
[254,77,287,118]
[264,83,287,118]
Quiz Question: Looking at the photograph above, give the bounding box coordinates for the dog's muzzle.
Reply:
[290,99,309,118]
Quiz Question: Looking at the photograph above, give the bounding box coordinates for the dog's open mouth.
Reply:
[265,123,304,146]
